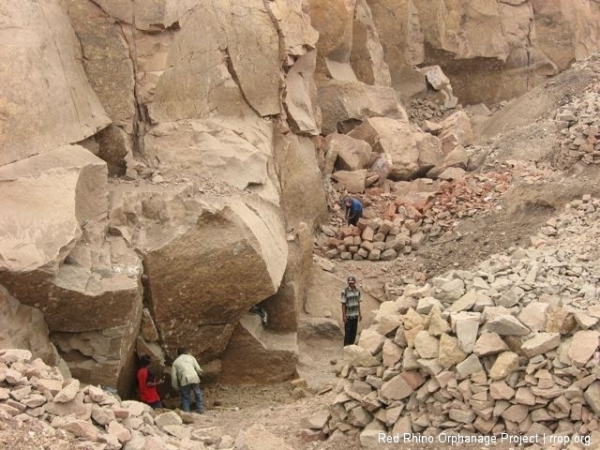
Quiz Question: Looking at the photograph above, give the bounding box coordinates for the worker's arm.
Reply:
[342,303,347,323]
[171,365,179,390]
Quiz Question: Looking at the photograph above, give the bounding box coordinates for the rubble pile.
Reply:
[315,172,511,261]
[313,196,600,447]
[0,349,226,450]
[555,83,600,169]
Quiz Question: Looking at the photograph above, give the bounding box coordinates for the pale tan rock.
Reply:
[456,354,484,379]
[54,379,80,403]
[301,410,330,430]
[490,381,515,400]
[455,315,479,353]
[414,331,439,359]
[438,333,467,368]
[221,314,298,384]
[514,387,536,406]
[544,306,576,334]
[350,117,441,180]
[382,340,403,367]
[519,302,550,332]
[489,351,519,380]
[328,134,373,171]
[521,333,561,358]
[485,315,530,336]
[92,404,116,426]
[426,145,469,179]
[501,404,529,423]
[474,332,509,356]
[60,419,99,442]
[45,392,92,420]
[0,0,110,166]
[568,330,600,367]
[108,420,132,444]
[358,329,386,355]
[449,408,475,424]
[343,345,380,367]
[380,374,414,402]
[332,170,368,194]
[584,382,600,415]
[439,111,475,153]
[427,313,451,337]
[285,51,320,135]
[318,81,407,134]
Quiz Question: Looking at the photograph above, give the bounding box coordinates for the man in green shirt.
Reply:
[171,348,204,414]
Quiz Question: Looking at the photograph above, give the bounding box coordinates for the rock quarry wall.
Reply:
[1,0,600,395]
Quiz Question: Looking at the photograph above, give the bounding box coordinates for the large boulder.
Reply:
[144,118,280,204]
[349,117,443,180]
[220,315,298,384]
[0,0,110,166]
[318,80,408,134]
[0,146,143,393]
[325,134,373,172]
[108,186,288,361]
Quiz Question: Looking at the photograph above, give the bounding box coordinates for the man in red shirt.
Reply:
[137,355,163,408]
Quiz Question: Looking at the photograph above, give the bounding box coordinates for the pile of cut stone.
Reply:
[316,172,511,261]
[0,349,232,450]
[319,196,600,448]
[555,87,600,169]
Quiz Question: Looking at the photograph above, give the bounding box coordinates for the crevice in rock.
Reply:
[118,18,150,160]
[223,46,263,118]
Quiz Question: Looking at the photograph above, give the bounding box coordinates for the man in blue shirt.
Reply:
[344,197,363,226]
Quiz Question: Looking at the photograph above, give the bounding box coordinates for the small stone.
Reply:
[489,352,519,380]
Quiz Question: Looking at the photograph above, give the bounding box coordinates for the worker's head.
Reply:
[347,276,356,286]
[344,197,352,207]
[177,347,188,356]
[140,355,152,367]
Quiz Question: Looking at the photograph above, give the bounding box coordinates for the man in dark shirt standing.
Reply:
[341,276,362,346]
[344,197,363,226]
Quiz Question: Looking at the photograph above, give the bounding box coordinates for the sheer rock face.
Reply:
[0,0,110,166]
